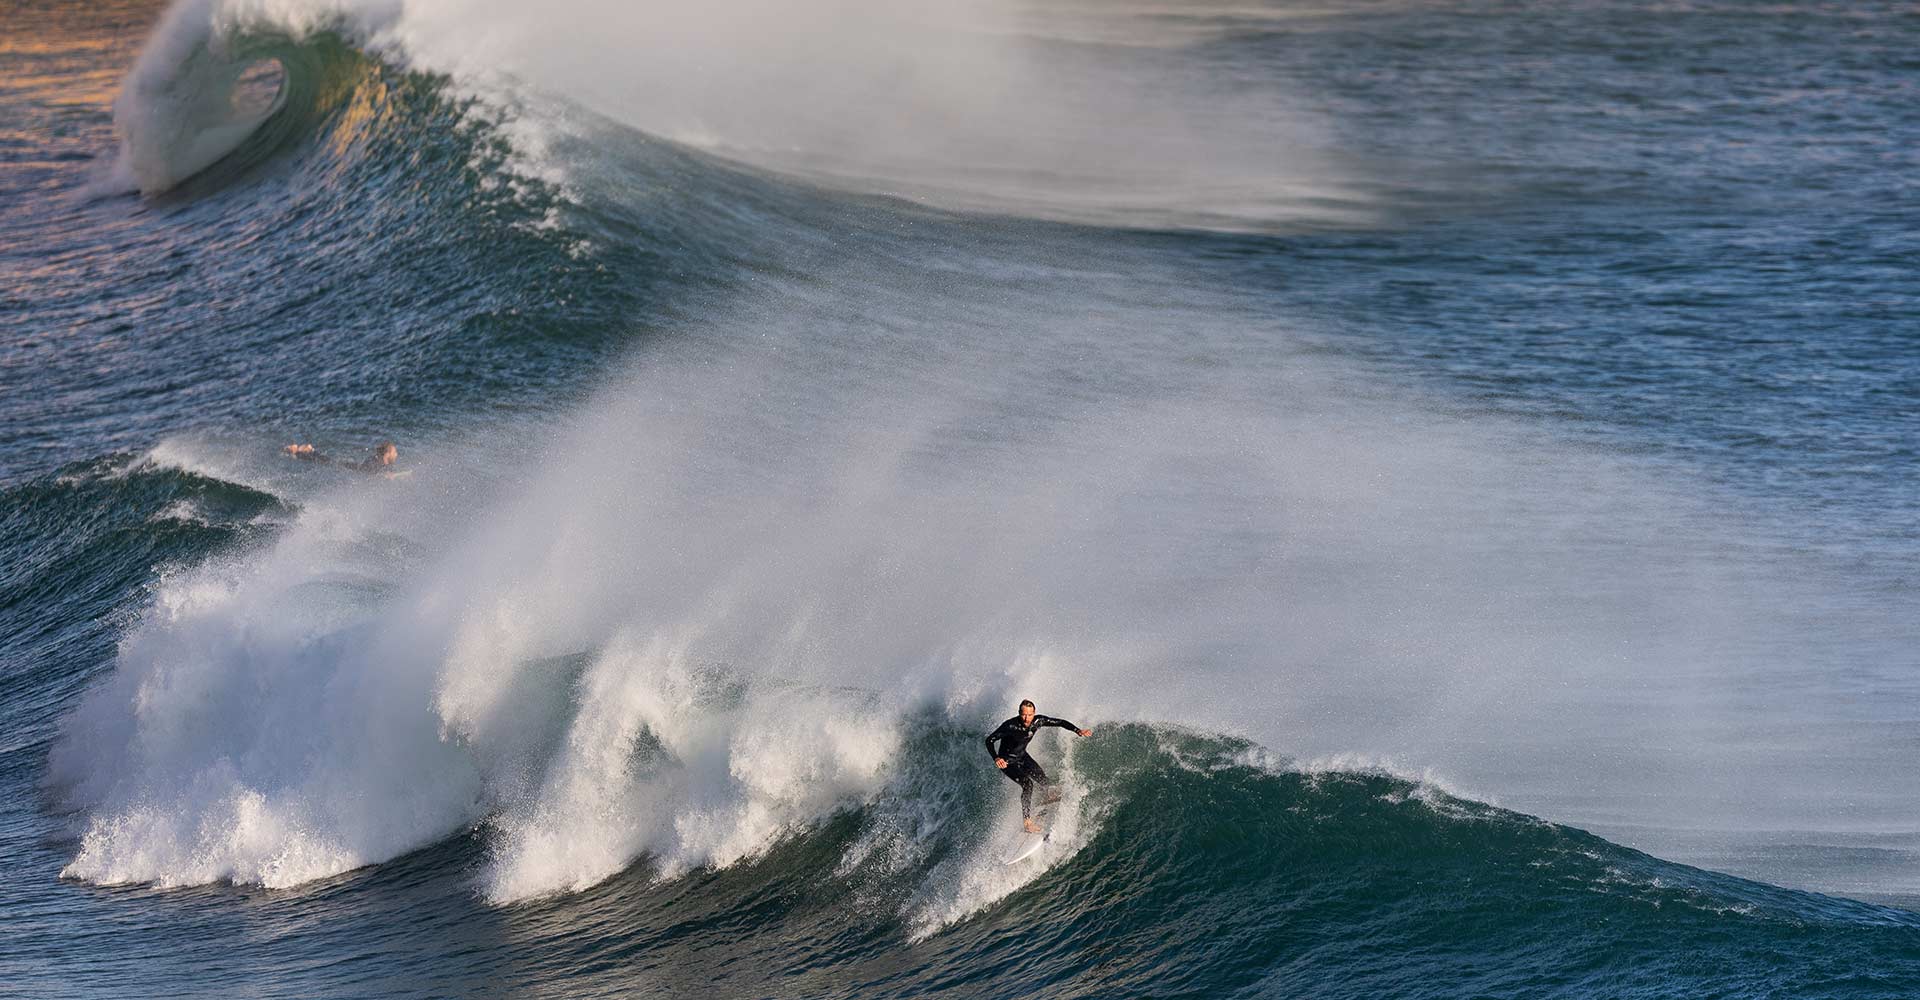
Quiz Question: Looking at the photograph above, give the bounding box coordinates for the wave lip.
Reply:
[109,0,393,193]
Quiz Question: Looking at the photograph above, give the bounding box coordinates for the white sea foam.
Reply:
[482,631,902,900]
[141,434,295,497]
[53,524,483,888]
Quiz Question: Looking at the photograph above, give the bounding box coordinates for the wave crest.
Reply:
[110,0,381,191]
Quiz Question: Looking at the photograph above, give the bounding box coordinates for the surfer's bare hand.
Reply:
[995,758,1007,768]
[1078,729,1091,737]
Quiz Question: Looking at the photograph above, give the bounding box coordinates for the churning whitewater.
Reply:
[5,0,1919,996]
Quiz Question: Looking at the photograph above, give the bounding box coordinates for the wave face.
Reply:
[7,0,1920,996]
[26,721,1920,999]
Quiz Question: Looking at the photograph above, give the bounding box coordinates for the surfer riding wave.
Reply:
[985,699,1092,833]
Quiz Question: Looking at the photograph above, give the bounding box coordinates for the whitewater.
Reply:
[5,0,1919,996]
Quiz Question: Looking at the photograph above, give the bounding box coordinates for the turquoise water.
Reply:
[5,1,1918,995]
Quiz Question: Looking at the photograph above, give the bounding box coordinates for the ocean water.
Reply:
[4,0,1919,996]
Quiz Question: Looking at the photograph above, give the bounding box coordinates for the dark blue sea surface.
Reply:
[4,0,1918,996]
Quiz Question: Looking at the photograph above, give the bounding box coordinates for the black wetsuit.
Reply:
[984,714,1080,818]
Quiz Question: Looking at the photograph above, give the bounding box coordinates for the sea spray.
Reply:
[48,276,1869,905]
[110,0,1365,227]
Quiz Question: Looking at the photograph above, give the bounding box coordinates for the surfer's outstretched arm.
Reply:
[1037,715,1093,737]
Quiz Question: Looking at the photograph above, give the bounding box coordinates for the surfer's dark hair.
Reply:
[1019,699,1035,711]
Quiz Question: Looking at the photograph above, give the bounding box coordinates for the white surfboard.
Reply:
[1005,829,1051,865]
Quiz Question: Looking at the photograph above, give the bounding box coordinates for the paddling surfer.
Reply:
[283,439,405,477]
[985,700,1091,833]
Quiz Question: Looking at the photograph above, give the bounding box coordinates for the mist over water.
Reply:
[47,233,1909,903]
[9,0,1920,995]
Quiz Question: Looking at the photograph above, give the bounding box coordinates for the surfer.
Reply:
[985,700,1091,833]
[283,439,403,476]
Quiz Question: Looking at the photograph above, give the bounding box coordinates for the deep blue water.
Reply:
[4,0,1919,996]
